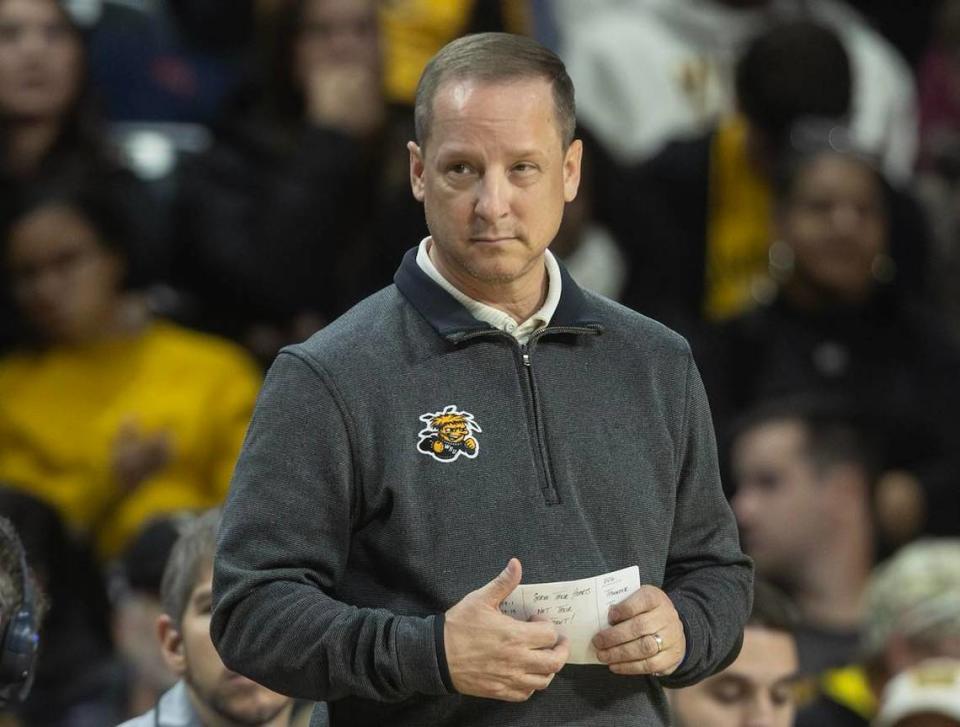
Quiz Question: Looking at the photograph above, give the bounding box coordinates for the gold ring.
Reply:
[652,633,663,654]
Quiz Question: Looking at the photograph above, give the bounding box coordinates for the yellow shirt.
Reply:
[379,0,530,105]
[704,115,774,321]
[0,321,262,559]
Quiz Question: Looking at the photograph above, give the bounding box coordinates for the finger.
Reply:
[520,637,569,675]
[516,619,564,650]
[518,671,556,692]
[607,585,662,623]
[597,632,663,665]
[593,612,671,650]
[608,649,683,677]
[476,558,522,607]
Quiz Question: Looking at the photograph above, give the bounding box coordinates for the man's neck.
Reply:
[427,239,548,324]
[792,521,873,630]
[3,118,62,177]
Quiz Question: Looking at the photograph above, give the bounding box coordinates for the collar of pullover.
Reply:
[394,246,604,342]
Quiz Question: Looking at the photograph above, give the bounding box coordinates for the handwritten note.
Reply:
[498,565,641,664]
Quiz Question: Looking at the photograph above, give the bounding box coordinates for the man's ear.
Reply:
[408,141,426,202]
[157,613,187,677]
[562,139,583,203]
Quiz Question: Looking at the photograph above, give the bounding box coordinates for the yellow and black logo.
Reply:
[417,405,481,462]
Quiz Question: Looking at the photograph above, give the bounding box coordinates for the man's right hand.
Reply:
[444,558,569,702]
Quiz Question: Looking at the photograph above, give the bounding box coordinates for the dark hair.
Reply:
[735,20,851,152]
[748,579,800,633]
[414,32,576,148]
[771,121,887,208]
[4,182,136,264]
[731,396,881,486]
[160,509,220,629]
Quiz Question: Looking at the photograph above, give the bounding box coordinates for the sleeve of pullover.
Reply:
[210,350,452,701]
[658,347,754,688]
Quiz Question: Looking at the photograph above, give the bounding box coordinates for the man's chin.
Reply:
[212,678,289,725]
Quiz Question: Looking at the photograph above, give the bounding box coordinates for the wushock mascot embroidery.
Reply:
[416,405,481,462]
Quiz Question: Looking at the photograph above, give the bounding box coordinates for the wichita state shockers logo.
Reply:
[417,405,481,462]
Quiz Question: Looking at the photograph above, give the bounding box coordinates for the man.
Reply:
[118,510,300,727]
[212,32,752,726]
[730,399,877,673]
[669,581,801,727]
[862,539,960,703]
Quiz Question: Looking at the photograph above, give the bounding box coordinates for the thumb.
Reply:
[476,558,522,606]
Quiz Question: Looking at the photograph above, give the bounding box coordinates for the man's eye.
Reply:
[513,162,537,173]
[771,685,795,706]
[449,163,473,175]
[708,681,747,704]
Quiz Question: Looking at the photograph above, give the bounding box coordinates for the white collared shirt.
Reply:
[416,238,562,345]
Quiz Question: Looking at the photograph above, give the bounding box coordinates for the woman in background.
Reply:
[0,187,261,562]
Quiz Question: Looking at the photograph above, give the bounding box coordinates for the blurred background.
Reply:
[0,1,959,725]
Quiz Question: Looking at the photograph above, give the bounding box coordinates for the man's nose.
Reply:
[743,691,778,727]
[474,172,511,222]
[731,488,755,527]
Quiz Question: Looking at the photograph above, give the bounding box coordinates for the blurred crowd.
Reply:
[0,0,959,725]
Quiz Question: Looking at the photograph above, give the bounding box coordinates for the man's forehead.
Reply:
[426,77,563,153]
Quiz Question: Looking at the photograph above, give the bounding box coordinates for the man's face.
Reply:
[0,0,82,120]
[408,77,582,292]
[671,625,799,727]
[731,421,826,578]
[160,568,291,726]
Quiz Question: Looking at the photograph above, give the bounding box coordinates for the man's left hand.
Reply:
[592,585,685,676]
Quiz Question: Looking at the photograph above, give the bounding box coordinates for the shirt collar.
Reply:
[415,238,562,343]
[394,244,603,342]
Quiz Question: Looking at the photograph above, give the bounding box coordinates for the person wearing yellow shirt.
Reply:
[0,188,262,560]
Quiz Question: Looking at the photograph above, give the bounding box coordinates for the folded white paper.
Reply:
[498,565,642,664]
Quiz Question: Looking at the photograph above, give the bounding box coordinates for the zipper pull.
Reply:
[522,352,531,367]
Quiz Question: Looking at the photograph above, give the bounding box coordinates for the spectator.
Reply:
[727,400,895,727]
[873,659,960,727]
[611,21,929,331]
[117,509,309,726]
[111,516,185,717]
[0,188,261,561]
[561,0,917,180]
[668,580,801,727]
[708,138,960,537]
[175,0,426,360]
[0,488,116,727]
[0,0,164,350]
[729,399,877,675]
[861,540,960,704]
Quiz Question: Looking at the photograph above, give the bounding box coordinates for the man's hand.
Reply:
[592,585,685,676]
[445,558,569,702]
[112,417,173,493]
